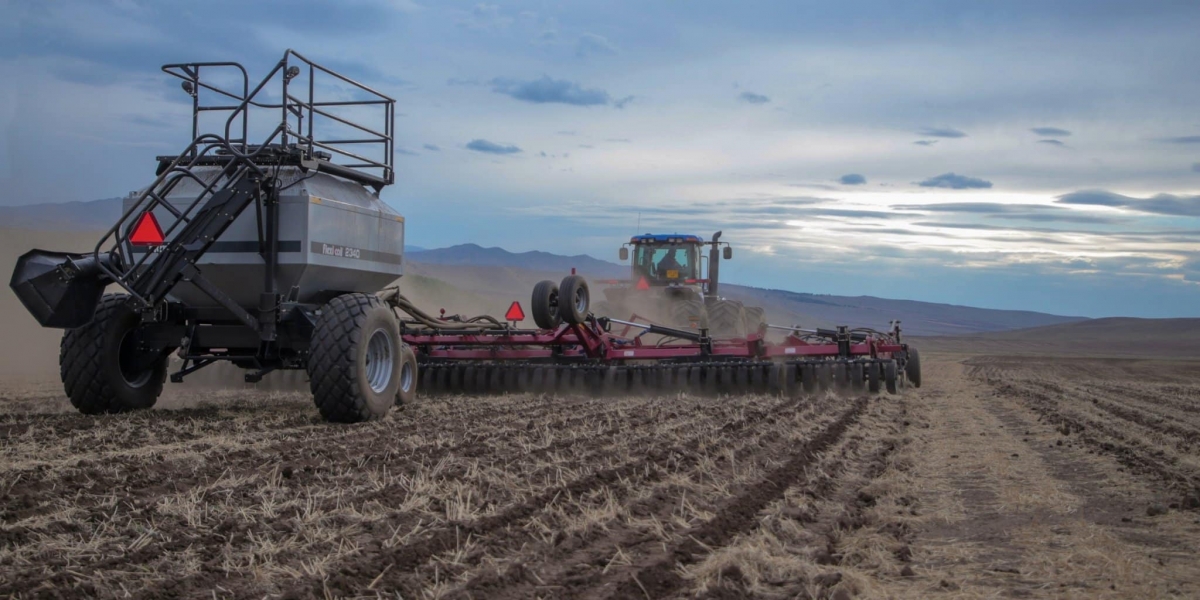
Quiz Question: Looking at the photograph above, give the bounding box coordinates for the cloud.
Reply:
[917,126,967,138]
[466,139,521,154]
[613,95,635,109]
[839,173,866,185]
[803,208,900,219]
[912,140,938,146]
[576,33,618,57]
[894,202,1046,214]
[1030,127,1071,136]
[1194,163,1200,173]
[1158,135,1200,144]
[738,91,770,104]
[1056,190,1200,217]
[991,213,1119,224]
[1037,139,1067,147]
[916,173,993,189]
[423,144,440,152]
[489,76,613,107]
[395,148,418,156]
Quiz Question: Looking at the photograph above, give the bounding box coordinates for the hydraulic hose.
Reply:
[377,287,507,330]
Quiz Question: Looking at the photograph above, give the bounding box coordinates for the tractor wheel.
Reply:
[905,347,922,388]
[531,280,562,330]
[309,293,400,423]
[708,300,747,338]
[559,275,591,325]
[395,343,418,407]
[60,293,167,414]
[743,306,766,334]
[669,298,706,329]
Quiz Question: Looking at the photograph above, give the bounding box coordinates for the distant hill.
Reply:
[916,317,1200,358]
[0,198,122,231]
[407,244,627,279]
[723,285,1086,336]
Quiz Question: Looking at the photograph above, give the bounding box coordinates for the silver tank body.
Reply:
[125,166,403,309]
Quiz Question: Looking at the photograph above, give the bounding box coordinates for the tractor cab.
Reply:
[623,234,703,286]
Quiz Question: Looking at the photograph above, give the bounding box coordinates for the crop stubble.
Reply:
[0,378,907,599]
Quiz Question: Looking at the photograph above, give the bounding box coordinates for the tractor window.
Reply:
[633,244,699,282]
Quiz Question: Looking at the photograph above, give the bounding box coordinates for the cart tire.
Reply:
[395,344,418,406]
[60,293,167,415]
[531,280,562,330]
[309,293,400,423]
[559,275,590,325]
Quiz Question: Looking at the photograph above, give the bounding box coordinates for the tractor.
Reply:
[599,232,765,337]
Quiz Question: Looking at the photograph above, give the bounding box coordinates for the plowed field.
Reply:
[2,354,1200,598]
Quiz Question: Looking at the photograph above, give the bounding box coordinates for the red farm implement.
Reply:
[388,275,920,397]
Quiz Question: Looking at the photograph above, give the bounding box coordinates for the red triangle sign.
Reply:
[129,211,165,246]
[504,301,525,322]
[636,276,650,290]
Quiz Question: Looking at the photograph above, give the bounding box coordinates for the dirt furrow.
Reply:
[605,396,869,599]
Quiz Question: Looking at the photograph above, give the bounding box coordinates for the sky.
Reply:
[2,0,1199,318]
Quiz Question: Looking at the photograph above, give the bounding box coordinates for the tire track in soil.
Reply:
[436,396,830,597]
[604,397,869,600]
[0,393,729,595]
[448,395,840,600]
[1,392,657,512]
[312,395,814,599]
[1018,379,1200,446]
[1092,380,1200,415]
[990,379,1200,504]
[117,394,803,600]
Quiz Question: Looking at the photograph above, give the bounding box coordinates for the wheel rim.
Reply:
[365,328,395,394]
[118,330,153,388]
[573,287,588,314]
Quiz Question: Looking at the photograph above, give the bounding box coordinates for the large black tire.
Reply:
[60,293,167,414]
[708,300,746,338]
[395,343,418,407]
[743,306,766,334]
[905,347,922,388]
[531,280,562,330]
[309,293,400,423]
[559,275,590,325]
[669,299,706,329]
